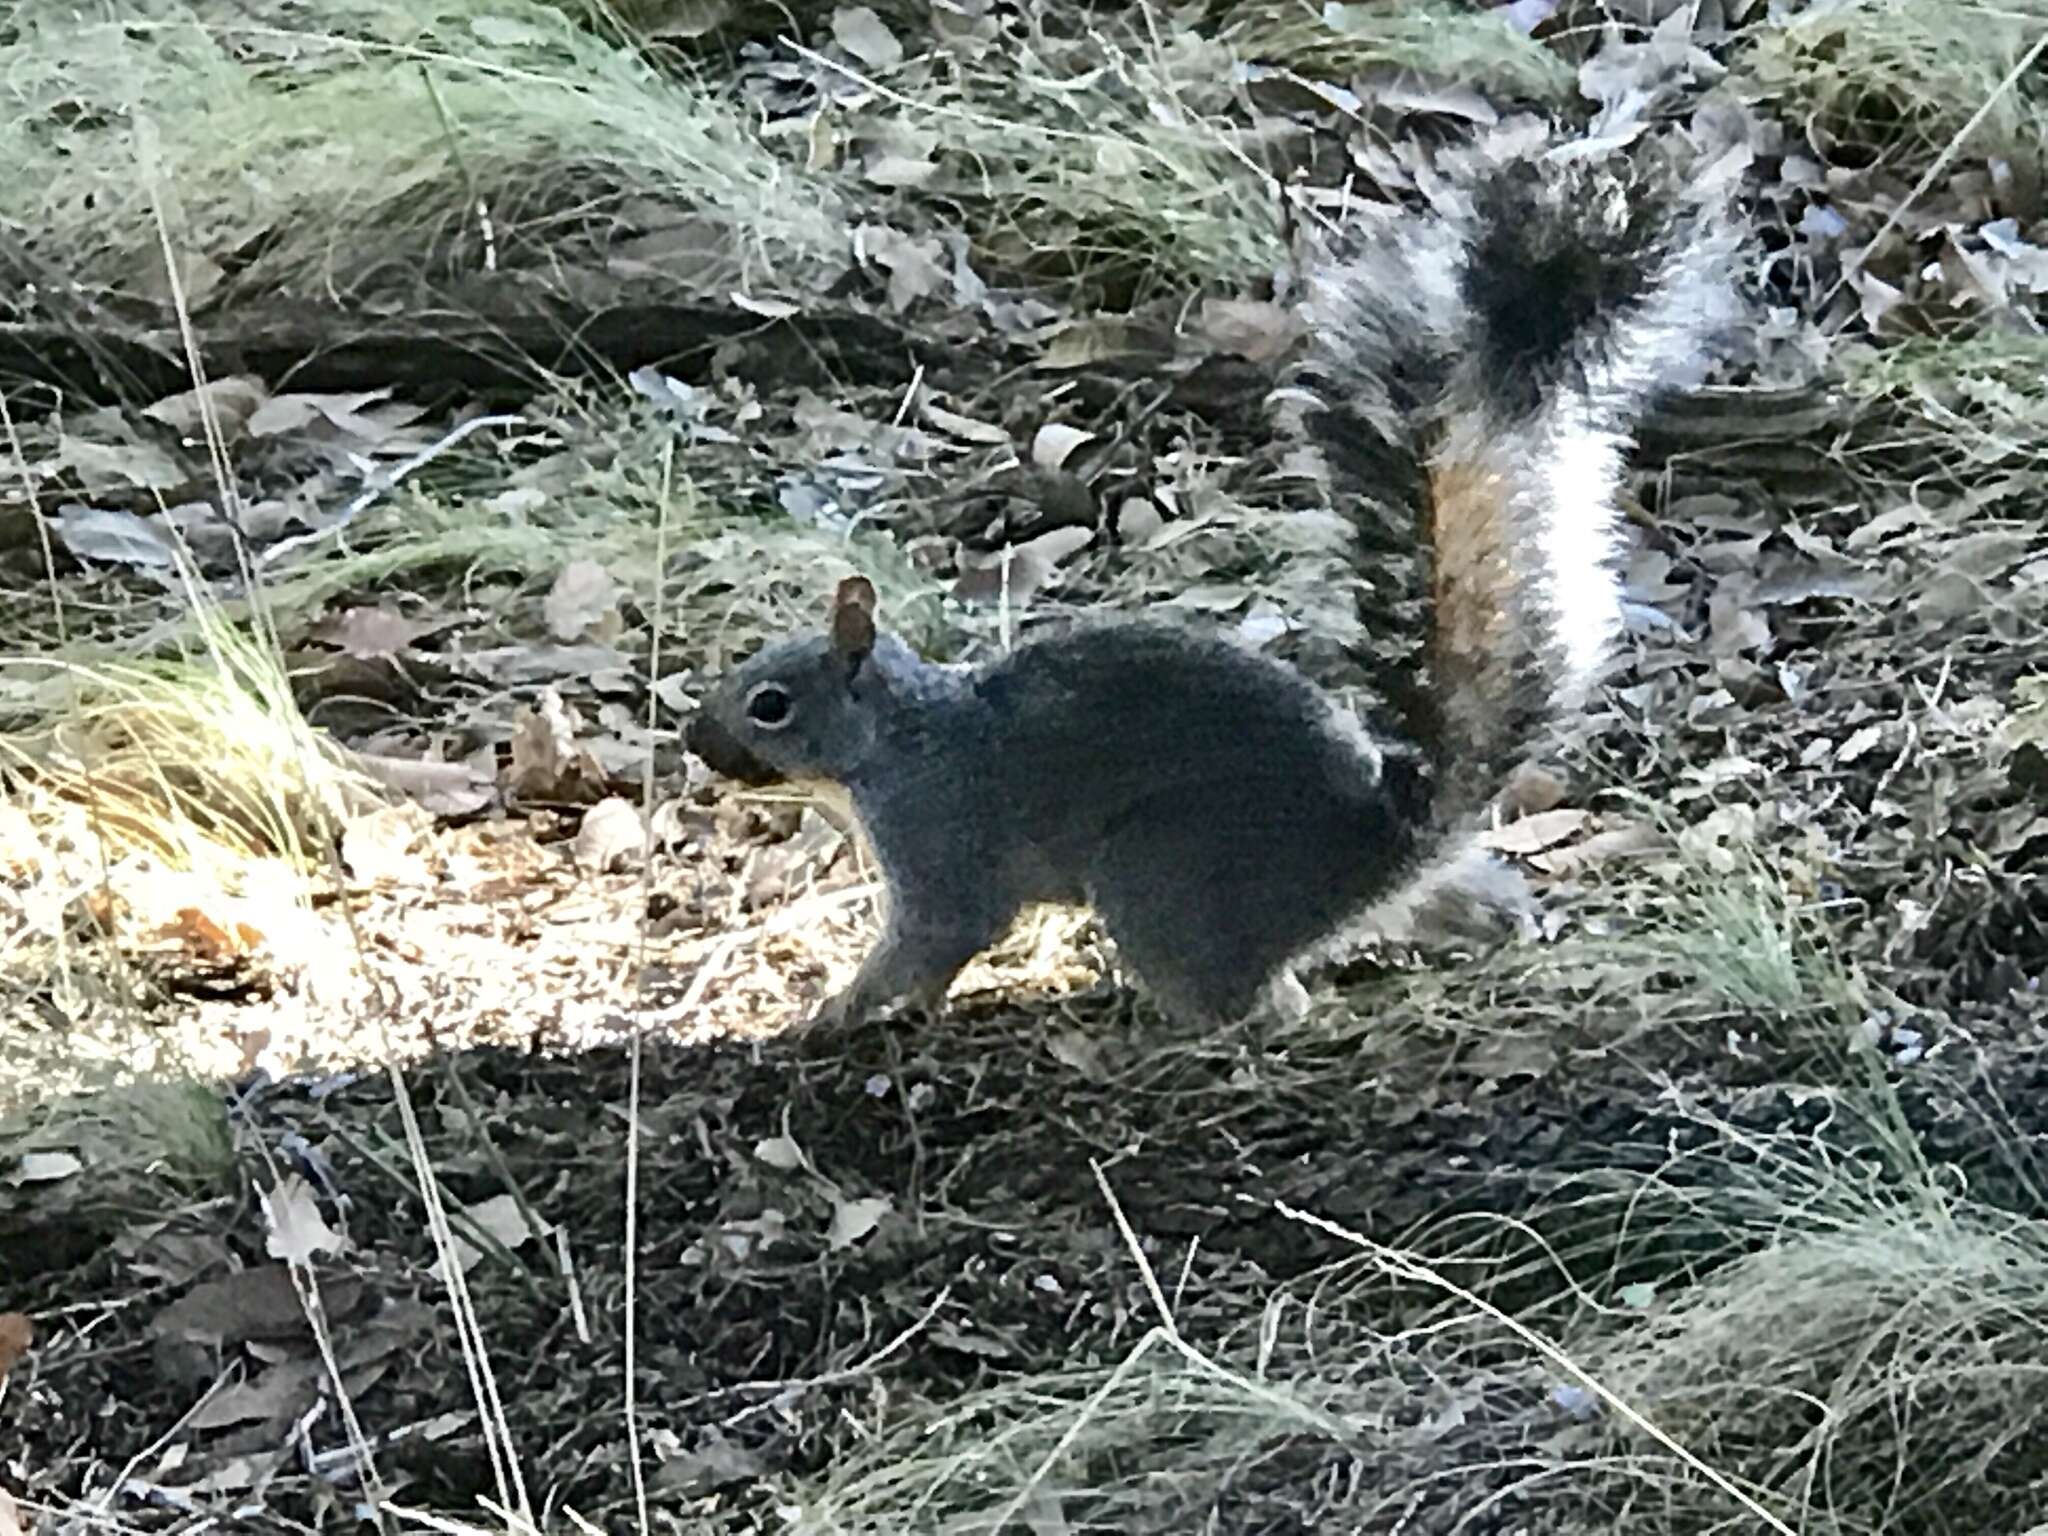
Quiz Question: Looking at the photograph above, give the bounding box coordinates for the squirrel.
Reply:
[683,144,1738,1031]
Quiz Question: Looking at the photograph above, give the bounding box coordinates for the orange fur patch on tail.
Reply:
[1425,457,1516,762]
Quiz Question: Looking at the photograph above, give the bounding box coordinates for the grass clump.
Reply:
[894,18,1290,301]
[1559,1115,2048,1535]
[1837,334,2048,472]
[0,588,373,869]
[775,1093,2048,1535]
[1,1074,235,1206]
[1231,0,1573,99]
[0,0,845,308]
[1744,0,2048,167]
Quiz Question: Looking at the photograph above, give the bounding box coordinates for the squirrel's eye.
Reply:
[744,682,793,729]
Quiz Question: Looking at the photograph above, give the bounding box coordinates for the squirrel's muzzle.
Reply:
[683,710,785,786]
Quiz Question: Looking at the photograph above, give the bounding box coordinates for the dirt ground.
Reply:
[6,3,2048,1534]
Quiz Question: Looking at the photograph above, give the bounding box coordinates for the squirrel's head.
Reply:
[684,574,895,787]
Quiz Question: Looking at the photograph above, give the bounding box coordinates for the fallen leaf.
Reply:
[55,435,190,493]
[446,1192,544,1277]
[261,1176,346,1266]
[247,389,420,444]
[860,225,946,310]
[1465,1031,1558,1082]
[1030,423,1096,472]
[171,904,265,965]
[187,1358,324,1431]
[114,1223,234,1287]
[1196,298,1305,364]
[754,1135,806,1171]
[0,1312,32,1378]
[312,605,446,659]
[920,399,1011,445]
[827,1195,891,1249]
[575,796,646,874]
[508,689,610,806]
[1530,822,1662,876]
[544,560,622,644]
[6,1151,82,1185]
[832,5,904,70]
[52,505,181,569]
[954,525,1095,607]
[643,0,731,40]
[339,802,438,886]
[1484,808,1592,856]
[655,1430,769,1496]
[1707,584,1771,656]
[152,1265,364,1350]
[1039,317,1176,371]
[143,376,270,440]
[352,752,497,819]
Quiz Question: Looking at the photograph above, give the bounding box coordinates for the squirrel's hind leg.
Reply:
[1087,787,1395,1028]
[1088,869,1312,1029]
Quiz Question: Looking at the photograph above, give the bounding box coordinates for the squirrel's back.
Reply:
[955,622,1431,1022]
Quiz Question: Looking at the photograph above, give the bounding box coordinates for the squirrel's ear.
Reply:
[830,576,877,671]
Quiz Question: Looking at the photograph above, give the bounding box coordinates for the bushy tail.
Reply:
[1300,142,1739,832]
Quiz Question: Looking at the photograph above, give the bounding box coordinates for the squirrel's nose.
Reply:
[683,711,783,787]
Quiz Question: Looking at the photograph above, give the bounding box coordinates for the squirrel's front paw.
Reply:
[805,986,863,1033]
[805,975,947,1034]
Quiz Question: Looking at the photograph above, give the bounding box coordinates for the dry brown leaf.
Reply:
[954,526,1095,607]
[1196,298,1305,365]
[340,802,439,886]
[860,225,946,310]
[1039,317,1175,371]
[168,905,256,963]
[827,1195,891,1250]
[351,751,496,819]
[187,1358,324,1432]
[1483,808,1591,856]
[641,0,731,40]
[142,375,270,440]
[151,1266,324,1346]
[312,605,446,659]
[1708,584,1771,656]
[545,560,623,644]
[55,435,190,494]
[0,1311,32,1378]
[508,689,610,805]
[1030,423,1096,472]
[920,399,1011,445]
[1530,822,1664,876]
[7,1151,82,1185]
[575,797,646,874]
[1465,1031,1558,1082]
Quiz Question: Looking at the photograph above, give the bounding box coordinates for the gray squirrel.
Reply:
[684,146,1738,1030]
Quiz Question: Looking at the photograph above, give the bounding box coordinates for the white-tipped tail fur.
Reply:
[1298,136,1739,834]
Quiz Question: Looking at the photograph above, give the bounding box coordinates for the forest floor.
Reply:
[4,2,2048,1533]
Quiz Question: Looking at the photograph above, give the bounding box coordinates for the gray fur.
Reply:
[686,142,1740,1029]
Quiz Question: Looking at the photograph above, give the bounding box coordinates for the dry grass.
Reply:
[763,1077,2048,1536]
[1229,0,1573,98]
[1838,333,2048,473]
[1743,0,2048,166]
[4,3,2047,1535]
[1,0,844,307]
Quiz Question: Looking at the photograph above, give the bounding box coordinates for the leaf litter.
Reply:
[4,1,2048,1534]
